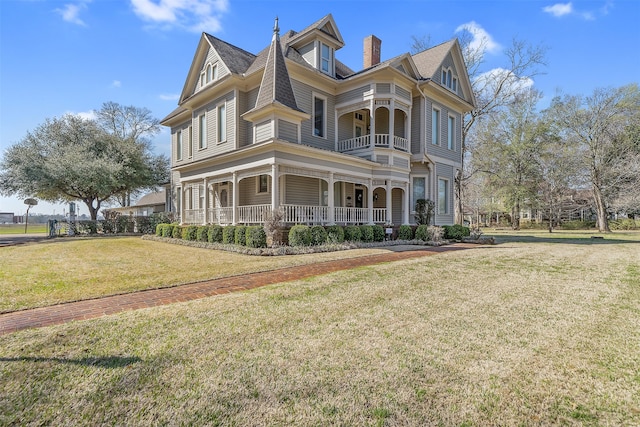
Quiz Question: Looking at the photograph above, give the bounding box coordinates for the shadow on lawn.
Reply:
[0,355,142,368]
[490,234,640,245]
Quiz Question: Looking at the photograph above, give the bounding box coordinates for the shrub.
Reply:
[101,219,116,234]
[415,224,430,241]
[289,225,312,246]
[134,216,153,234]
[398,225,413,240]
[182,225,198,241]
[610,218,639,230]
[162,224,176,238]
[428,226,444,242]
[196,226,209,242]
[155,223,165,236]
[414,198,435,226]
[344,225,362,242]
[372,225,385,242]
[116,215,135,233]
[77,220,98,235]
[171,224,182,239]
[326,225,344,243]
[443,224,471,240]
[246,226,267,248]
[222,226,235,244]
[310,225,328,246]
[208,225,223,243]
[359,225,374,242]
[234,226,247,246]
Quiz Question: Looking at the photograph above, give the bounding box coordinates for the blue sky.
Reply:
[1,0,639,216]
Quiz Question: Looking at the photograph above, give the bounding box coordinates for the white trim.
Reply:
[312,92,327,139]
[198,113,207,150]
[447,114,455,151]
[217,102,227,144]
[431,107,441,146]
[437,177,450,215]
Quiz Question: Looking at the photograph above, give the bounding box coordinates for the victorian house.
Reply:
[161,14,475,226]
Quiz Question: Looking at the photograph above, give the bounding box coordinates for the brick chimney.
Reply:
[363,35,381,69]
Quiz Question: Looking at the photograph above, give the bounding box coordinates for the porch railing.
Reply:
[184,205,388,226]
[282,204,329,225]
[337,134,408,152]
[237,204,271,224]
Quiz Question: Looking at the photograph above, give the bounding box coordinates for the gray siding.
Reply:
[293,80,335,151]
[394,109,406,138]
[195,47,231,94]
[435,162,455,225]
[425,99,462,163]
[393,156,409,169]
[300,42,315,67]
[255,120,272,143]
[395,85,410,100]
[284,175,320,205]
[171,120,191,165]
[191,90,236,161]
[237,90,249,148]
[336,85,370,105]
[240,87,260,147]
[392,188,403,224]
[278,119,298,143]
[337,113,352,142]
[239,176,271,205]
[377,83,391,94]
[411,96,422,154]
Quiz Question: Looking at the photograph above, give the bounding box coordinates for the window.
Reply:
[432,108,440,145]
[257,175,269,194]
[448,116,455,150]
[200,63,219,87]
[313,95,326,138]
[188,126,193,158]
[412,177,426,211]
[438,178,449,214]
[175,187,182,213]
[217,104,226,143]
[199,114,207,149]
[199,185,205,209]
[320,43,331,74]
[187,187,193,210]
[441,67,458,92]
[176,130,183,160]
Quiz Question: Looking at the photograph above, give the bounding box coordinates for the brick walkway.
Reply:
[0,244,474,335]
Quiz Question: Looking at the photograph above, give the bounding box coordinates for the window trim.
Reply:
[176,130,183,161]
[200,62,219,87]
[441,66,458,92]
[187,126,193,158]
[438,177,449,215]
[312,93,327,139]
[198,113,207,150]
[256,175,270,194]
[217,102,226,144]
[320,42,332,75]
[447,115,455,150]
[411,175,428,213]
[432,107,440,146]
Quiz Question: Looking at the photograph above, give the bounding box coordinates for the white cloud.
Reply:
[130,0,228,33]
[543,2,573,17]
[455,21,501,55]
[159,93,180,101]
[55,1,90,26]
[474,68,535,99]
[67,110,97,121]
[111,80,122,88]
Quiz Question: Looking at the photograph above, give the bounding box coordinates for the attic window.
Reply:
[441,67,457,92]
[320,43,333,75]
[200,63,219,87]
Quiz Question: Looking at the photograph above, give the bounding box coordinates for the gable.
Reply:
[192,47,231,94]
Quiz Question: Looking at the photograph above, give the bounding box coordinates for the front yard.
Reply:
[1,231,639,425]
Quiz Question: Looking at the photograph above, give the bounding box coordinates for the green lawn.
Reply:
[0,224,47,234]
[1,231,639,425]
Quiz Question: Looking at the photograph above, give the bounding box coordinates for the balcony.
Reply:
[337,134,409,153]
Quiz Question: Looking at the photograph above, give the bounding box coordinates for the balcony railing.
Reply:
[338,134,408,153]
[183,205,388,226]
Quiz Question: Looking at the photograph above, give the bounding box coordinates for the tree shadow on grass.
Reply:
[0,355,142,368]
[490,234,640,245]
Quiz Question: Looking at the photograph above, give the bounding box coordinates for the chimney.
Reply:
[363,35,381,69]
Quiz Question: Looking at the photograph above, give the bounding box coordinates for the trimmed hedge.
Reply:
[289,225,312,246]
[443,224,470,240]
[208,225,223,243]
[398,225,413,240]
[196,226,209,242]
[415,224,430,241]
[222,226,235,244]
[310,225,328,246]
[182,225,198,241]
[372,225,385,242]
[344,225,362,242]
[234,226,247,246]
[171,224,182,239]
[246,226,267,248]
[359,225,374,242]
[326,225,344,243]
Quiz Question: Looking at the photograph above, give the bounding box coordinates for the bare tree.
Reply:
[549,84,640,232]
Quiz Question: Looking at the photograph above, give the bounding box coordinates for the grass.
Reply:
[0,224,47,234]
[0,236,390,312]
[1,231,639,425]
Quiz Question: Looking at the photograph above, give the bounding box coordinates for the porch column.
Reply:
[367,178,374,224]
[203,178,209,225]
[403,181,410,225]
[232,171,238,225]
[389,100,395,148]
[369,100,376,151]
[271,164,279,212]
[386,180,392,225]
[328,172,335,225]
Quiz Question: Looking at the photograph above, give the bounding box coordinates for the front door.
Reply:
[355,188,364,208]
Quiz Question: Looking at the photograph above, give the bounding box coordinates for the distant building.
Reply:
[0,212,18,224]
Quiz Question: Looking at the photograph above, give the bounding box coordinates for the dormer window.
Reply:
[321,43,331,73]
[200,62,219,87]
[441,67,457,92]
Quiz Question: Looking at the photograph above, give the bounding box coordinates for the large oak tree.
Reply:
[0,111,169,220]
